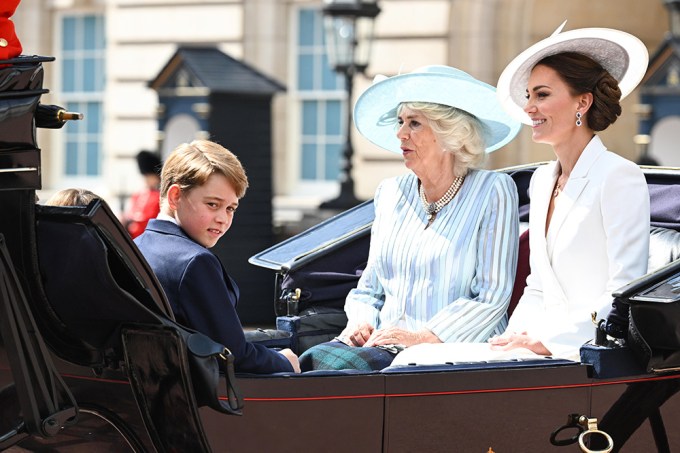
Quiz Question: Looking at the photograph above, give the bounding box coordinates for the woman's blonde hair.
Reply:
[160,139,249,200]
[45,188,99,207]
[399,102,487,177]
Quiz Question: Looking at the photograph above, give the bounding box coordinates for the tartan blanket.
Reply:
[299,341,396,371]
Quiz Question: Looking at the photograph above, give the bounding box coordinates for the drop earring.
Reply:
[575,111,582,127]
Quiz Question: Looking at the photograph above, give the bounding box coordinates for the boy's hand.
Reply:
[280,348,301,373]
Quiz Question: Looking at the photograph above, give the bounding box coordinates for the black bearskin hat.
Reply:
[136,150,162,175]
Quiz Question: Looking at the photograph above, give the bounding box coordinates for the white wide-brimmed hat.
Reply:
[353,65,522,154]
[496,21,649,125]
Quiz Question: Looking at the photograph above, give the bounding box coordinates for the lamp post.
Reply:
[320,0,381,210]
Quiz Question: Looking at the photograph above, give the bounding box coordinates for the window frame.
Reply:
[288,5,347,196]
[53,11,106,186]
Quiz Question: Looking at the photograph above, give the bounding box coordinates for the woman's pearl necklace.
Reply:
[419,175,465,229]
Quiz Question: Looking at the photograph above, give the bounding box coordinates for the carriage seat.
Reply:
[648,226,680,272]
[36,199,174,368]
[35,199,243,450]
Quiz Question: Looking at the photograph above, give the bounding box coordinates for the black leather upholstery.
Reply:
[648,226,680,273]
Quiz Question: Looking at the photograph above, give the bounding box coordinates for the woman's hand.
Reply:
[488,331,551,356]
[365,327,441,348]
[279,348,301,373]
[338,323,375,347]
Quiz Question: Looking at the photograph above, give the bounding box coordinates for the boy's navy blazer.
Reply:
[135,219,293,373]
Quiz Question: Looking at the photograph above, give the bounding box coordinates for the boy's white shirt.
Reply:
[156,212,178,225]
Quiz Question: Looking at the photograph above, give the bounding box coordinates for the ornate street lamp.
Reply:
[320,0,381,210]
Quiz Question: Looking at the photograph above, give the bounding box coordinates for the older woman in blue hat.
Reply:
[299,65,522,371]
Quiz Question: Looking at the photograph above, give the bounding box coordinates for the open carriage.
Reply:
[2,57,680,453]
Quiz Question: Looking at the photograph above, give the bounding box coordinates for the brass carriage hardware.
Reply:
[550,414,613,452]
[57,110,84,121]
[218,347,232,361]
[286,288,301,316]
[577,416,613,453]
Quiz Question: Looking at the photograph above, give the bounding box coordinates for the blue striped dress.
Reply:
[344,169,519,343]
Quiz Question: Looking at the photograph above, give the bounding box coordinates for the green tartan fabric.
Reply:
[299,341,396,371]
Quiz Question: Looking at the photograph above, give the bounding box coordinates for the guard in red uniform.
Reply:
[0,0,23,62]
[123,150,161,239]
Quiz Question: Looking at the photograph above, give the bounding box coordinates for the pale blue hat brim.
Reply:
[353,66,522,154]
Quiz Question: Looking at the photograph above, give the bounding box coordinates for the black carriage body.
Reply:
[2,58,680,452]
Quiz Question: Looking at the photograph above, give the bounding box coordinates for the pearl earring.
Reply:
[576,111,582,127]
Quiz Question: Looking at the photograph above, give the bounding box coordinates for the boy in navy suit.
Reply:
[135,140,300,373]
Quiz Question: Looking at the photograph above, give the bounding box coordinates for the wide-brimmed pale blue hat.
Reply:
[353,65,522,154]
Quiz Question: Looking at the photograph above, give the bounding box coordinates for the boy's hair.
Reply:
[45,188,99,207]
[160,140,249,199]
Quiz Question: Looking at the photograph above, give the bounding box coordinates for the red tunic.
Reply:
[125,188,160,239]
[0,1,22,62]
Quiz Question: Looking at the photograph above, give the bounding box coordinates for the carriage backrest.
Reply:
[35,199,174,367]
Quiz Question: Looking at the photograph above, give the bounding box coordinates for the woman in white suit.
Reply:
[489,25,651,360]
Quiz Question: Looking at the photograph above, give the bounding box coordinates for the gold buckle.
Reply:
[218,347,232,361]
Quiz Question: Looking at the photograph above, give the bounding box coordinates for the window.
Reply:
[60,14,105,177]
[297,8,345,181]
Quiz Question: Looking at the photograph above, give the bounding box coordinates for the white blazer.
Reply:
[508,135,650,360]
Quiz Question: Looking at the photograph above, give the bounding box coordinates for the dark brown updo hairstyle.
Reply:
[536,51,622,131]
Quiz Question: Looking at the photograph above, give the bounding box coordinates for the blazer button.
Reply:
[0,39,7,47]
